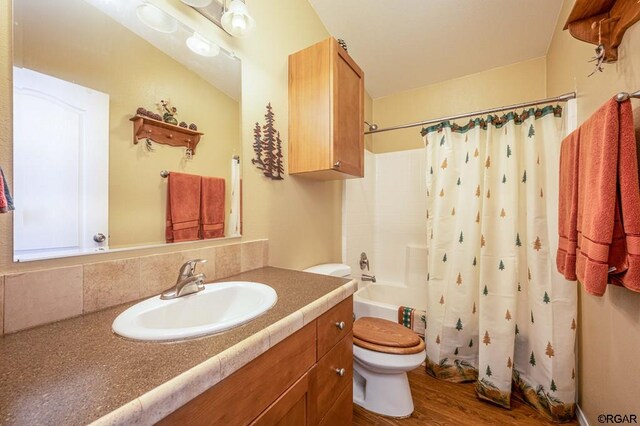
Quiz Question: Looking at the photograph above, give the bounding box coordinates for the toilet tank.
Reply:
[303,263,351,277]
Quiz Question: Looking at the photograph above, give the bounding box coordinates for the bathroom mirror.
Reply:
[12,0,242,261]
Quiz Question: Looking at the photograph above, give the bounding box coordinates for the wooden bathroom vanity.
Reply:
[160,297,354,425]
[0,267,356,425]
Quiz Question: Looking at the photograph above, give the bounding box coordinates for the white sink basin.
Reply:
[112,281,277,341]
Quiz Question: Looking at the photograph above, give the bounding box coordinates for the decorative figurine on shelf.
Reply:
[131,102,203,156]
[337,38,348,52]
[251,103,284,180]
[159,99,178,125]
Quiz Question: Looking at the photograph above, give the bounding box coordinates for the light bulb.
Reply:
[135,3,178,34]
[221,0,255,37]
[186,32,220,57]
[231,14,247,32]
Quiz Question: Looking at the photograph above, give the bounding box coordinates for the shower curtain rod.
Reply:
[365,92,578,135]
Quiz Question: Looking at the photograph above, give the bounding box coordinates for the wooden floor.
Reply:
[353,367,579,426]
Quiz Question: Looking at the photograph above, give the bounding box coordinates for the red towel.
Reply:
[557,129,581,280]
[200,177,225,239]
[0,172,7,213]
[608,100,640,291]
[557,98,640,295]
[166,172,201,243]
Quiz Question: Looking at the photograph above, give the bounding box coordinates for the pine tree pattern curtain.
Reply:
[423,106,577,422]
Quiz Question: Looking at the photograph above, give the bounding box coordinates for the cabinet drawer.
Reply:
[316,331,353,418]
[319,384,353,426]
[317,296,353,358]
[159,323,316,425]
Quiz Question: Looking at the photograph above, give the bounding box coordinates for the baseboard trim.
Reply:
[576,404,589,426]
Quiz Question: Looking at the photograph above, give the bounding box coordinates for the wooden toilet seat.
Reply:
[353,317,425,355]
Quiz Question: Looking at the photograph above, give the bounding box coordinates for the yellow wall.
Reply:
[0,0,342,273]
[371,57,547,153]
[1,0,639,421]
[14,0,240,249]
[364,91,373,152]
[546,1,640,423]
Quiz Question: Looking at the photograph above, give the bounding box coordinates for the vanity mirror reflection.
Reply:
[12,0,242,262]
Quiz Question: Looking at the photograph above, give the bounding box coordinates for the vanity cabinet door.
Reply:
[316,332,353,419]
[318,385,353,426]
[251,367,317,426]
[158,324,316,425]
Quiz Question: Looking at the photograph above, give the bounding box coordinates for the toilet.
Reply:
[303,263,426,418]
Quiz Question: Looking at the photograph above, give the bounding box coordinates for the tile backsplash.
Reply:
[4,266,83,333]
[0,240,269,335]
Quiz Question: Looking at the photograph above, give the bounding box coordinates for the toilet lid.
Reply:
[353,317,423,350]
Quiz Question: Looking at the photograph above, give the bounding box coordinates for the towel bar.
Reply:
[616,90,640,102]
[160,170,169,178]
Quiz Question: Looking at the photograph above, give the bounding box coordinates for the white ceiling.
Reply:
[308,0,562,99]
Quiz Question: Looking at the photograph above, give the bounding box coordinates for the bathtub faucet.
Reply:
[361,273,376,283]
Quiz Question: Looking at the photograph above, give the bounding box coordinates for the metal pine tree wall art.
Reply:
[251,103,284,180]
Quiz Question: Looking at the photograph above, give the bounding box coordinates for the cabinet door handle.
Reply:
[333,160,342,168]
[335,368,346,377]
[335,321,345,330]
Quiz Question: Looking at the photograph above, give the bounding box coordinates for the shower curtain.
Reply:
[423,106,577,422]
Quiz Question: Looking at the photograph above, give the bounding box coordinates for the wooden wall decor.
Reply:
[564,0,640,63]
[251,103,284,180]
[130,115,203,155]
[131,103,201,156]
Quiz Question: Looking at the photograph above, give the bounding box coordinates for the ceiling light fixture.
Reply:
[180,0,214,7]
[135,3,178,34]
[186,32,221,57]
[221,0,255,38]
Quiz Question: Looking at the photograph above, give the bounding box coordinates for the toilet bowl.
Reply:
[352,317,425,418]
[303,263,426,418]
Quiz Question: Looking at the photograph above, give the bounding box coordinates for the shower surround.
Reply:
[343,149,427,289]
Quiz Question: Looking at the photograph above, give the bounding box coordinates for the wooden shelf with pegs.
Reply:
[129,115,203,155]
[564,0,640,63]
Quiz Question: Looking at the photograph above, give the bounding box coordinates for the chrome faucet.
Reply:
[361,273,376,283]
[359,252,370,271]
[160,259,208,300]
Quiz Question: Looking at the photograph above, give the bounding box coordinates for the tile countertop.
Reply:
[0,267,356,426]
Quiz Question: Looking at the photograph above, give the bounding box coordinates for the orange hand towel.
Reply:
[557,128,581,280]
[608,99,640,291]
[201,176,225,239]
[166,172,201,243]
[557,97,640,295]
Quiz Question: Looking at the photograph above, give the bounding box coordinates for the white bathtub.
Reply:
[353,282,427,323]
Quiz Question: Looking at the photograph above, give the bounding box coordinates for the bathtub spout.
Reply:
[362,274,377,283]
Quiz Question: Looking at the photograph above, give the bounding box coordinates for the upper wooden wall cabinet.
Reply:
[564,0,640,62]
[289,37,365,180]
